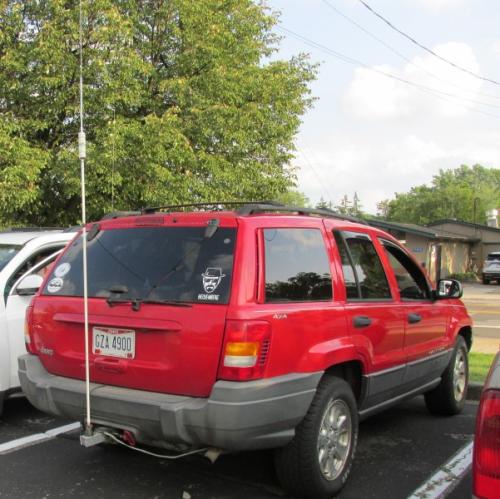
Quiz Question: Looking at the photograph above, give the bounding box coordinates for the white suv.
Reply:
[0,229,75,415]
[482,252,500,284]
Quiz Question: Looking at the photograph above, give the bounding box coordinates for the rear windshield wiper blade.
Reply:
[106,297,192,311]
[141,299,192,308]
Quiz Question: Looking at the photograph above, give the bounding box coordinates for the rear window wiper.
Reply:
[141,299,192,308]
[106,295,192,311]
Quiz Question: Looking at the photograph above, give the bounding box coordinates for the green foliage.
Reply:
[447,271,479,282]
[0,0,316,226]
[382,165,500,225]
[469,352,495,383]
[316,193,364,217]
[274,189,311,207]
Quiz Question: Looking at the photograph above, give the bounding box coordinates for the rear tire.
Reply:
[482,275,489,284]
[274,375,358,499]
[425,336,468,415]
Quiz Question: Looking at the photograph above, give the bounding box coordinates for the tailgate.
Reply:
[31,297,227,397]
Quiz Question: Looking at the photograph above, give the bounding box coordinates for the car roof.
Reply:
[98,203,368,230]
[0,231,61,246]
[0,230,71,246]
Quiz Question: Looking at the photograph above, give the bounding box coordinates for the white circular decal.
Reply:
[54,263,71,277]
[47,278,64,293]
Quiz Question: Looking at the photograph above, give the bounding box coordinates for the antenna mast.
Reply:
[78,0,92,437]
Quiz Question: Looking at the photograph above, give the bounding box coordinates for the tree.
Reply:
[315,197,332,210]
[0,0,316,226]
[383,165,500,225]
[275,190,311,207]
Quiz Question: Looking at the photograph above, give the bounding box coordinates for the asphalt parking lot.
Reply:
[0,395,477,498]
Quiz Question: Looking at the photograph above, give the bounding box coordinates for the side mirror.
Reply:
[16,274,44,296]
[435,279,463,299]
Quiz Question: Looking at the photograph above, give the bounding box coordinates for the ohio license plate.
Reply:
[92,327,136,359]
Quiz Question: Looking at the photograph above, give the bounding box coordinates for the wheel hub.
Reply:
[453,349,467,401]
[317,399,352,481]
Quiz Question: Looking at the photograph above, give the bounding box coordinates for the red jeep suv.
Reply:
[19,203,472,498]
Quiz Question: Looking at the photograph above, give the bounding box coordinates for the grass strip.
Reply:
[469,352,495,383]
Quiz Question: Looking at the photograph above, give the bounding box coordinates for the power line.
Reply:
[357,0,500,87]
[277,26,500,119]
[321,0,500,101]
[296,146,334,204]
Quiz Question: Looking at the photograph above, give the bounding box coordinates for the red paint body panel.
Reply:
[27,211,472,399]
[31,296,228,397]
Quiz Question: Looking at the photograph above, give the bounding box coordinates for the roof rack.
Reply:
[140,201,277,215]
[237,203,367,225]
[137,201,366,224]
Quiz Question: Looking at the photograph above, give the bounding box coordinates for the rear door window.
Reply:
[264,228,332,302]
[42,226,237,304]
[380,239,431,300]
[334,231,392,300]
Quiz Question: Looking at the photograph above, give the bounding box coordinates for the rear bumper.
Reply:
[19,354,321,451]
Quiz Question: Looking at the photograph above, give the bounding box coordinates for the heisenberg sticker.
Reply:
[198,267,225,301]
[47,277,64,293]
[54,263,71,278]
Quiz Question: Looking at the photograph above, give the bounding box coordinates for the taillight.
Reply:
[24,304,36,354]
[218,320,271,381]
[473,389,500,498]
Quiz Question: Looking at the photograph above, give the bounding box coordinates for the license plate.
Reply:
[92,327,136,359]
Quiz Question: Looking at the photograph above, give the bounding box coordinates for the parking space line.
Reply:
[406,441,473,499]
[0,422,80,455]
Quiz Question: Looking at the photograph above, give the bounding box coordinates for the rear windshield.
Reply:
[487,253,500,261]
[42,226,236,304]
[0,244,21,271]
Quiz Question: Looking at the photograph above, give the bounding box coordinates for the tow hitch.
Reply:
[79,426,222,463]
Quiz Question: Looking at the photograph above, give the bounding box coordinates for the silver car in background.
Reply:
[482,251,500,284]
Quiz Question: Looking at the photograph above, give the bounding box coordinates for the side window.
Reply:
[334,231,392,300]
[4,246,64,301]
[264,228,332,302]
[380,240,431,300]
[333,232,358,299]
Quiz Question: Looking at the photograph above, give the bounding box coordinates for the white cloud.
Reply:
[415,0,469,12]
[492,41,500,57]
[343,42,482,120]
[295,126,500,213]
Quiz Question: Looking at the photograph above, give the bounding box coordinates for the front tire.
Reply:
[424,336,469,415]
[274,375,358,499]
[482,275,489,284]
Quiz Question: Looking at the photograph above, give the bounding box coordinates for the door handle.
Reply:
[408,313,422,324]
[353,316,372,328]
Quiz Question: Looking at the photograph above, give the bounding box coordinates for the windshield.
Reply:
[0,244,21,272]
[42,226,237,304]
[486,253,500,261]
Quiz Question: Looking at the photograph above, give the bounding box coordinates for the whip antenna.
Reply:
[78,0,92,437]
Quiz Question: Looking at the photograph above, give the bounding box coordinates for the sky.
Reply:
[267,0,500,214]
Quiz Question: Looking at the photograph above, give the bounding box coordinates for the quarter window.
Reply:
[264,228,332,302]
[334,231,391,300]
